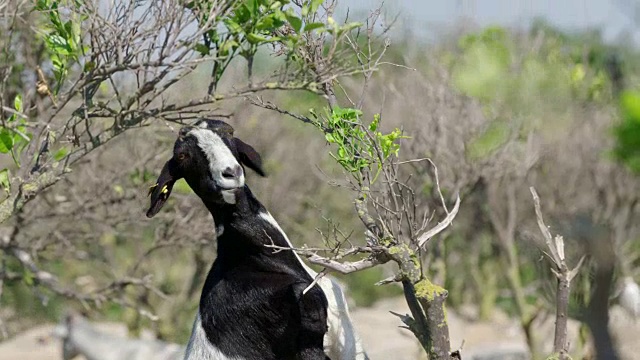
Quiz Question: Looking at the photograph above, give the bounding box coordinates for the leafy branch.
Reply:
[315,106,406,183]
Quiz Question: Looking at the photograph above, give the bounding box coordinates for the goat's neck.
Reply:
[202,185,298,265]
[205,185,262,234]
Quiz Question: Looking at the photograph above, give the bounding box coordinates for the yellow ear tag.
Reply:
[148,184,159,197]
[161,185,168,194]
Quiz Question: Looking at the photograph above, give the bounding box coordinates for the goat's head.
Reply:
[146,119,265,218]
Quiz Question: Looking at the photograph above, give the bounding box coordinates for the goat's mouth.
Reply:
[196,178,241,205]
[210,181,240,193]
[217,184,239,191]
[208,180,241,204]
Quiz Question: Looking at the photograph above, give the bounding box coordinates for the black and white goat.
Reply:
[146,119,367,360]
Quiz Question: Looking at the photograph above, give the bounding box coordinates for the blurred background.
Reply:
[1,1,640,359]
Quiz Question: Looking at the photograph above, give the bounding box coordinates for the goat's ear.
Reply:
[234,138,266,177]
[146,159,181,218]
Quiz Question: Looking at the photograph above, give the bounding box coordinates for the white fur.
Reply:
[221,190,237,204]
[184,314,243,360]
[258,212,368,360]
[189,129,245,195]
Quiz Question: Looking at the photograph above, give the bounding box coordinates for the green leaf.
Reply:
[369,114,379,131]
[48,11,62,30]
[285,13,302,33]
[53,147,69,161]
[256,16,275,31]
[246,33,270,44]
[272,9,287,23]
[234,6,251,24]
[195,43,210,55]
[35,0,49,11]
[63,20,74,42]
[52,56,63,70]
[310,0,323,13]
[224,18,243,34]
[46,34,73,55]
[269,1,283,10]
[332,106,362,120]
[0,168,10,193]
[303,22,324,32]
[220,40,239,56]
[14,94,22,112]
[72,21,82,52]
[325,132,335,143]
[244,0,259,17]
[263,14,286,30]
[0,129,14,153]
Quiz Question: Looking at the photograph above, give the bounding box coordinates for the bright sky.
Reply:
[342,0,640,43]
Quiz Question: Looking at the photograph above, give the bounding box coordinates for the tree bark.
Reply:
[389,244,455,360]
[553,275,570,357]
[415,278,452,360]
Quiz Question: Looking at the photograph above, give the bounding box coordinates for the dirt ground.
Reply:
[0,297,637,360]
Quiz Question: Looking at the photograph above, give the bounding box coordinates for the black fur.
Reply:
[147,119,329,360]
[200,188,328,360]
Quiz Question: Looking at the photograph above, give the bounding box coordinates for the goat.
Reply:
[146,119,367,360]
[52,312,185,360]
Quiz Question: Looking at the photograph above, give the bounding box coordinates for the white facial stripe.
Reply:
[188,129,245,194]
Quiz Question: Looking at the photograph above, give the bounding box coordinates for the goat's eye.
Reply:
[177,153,187,161]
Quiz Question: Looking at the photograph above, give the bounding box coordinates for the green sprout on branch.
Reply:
[315,106,406,183]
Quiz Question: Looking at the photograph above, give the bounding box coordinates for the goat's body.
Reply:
[184,188,366,360]
[186,187,328,360]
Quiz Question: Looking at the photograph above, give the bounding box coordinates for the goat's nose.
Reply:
[222,166,242,179]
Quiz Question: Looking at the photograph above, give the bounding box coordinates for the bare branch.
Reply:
[306,253,381,274]
[302,268,328,295]
[530,187,562,266]
[417,194,460,247]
